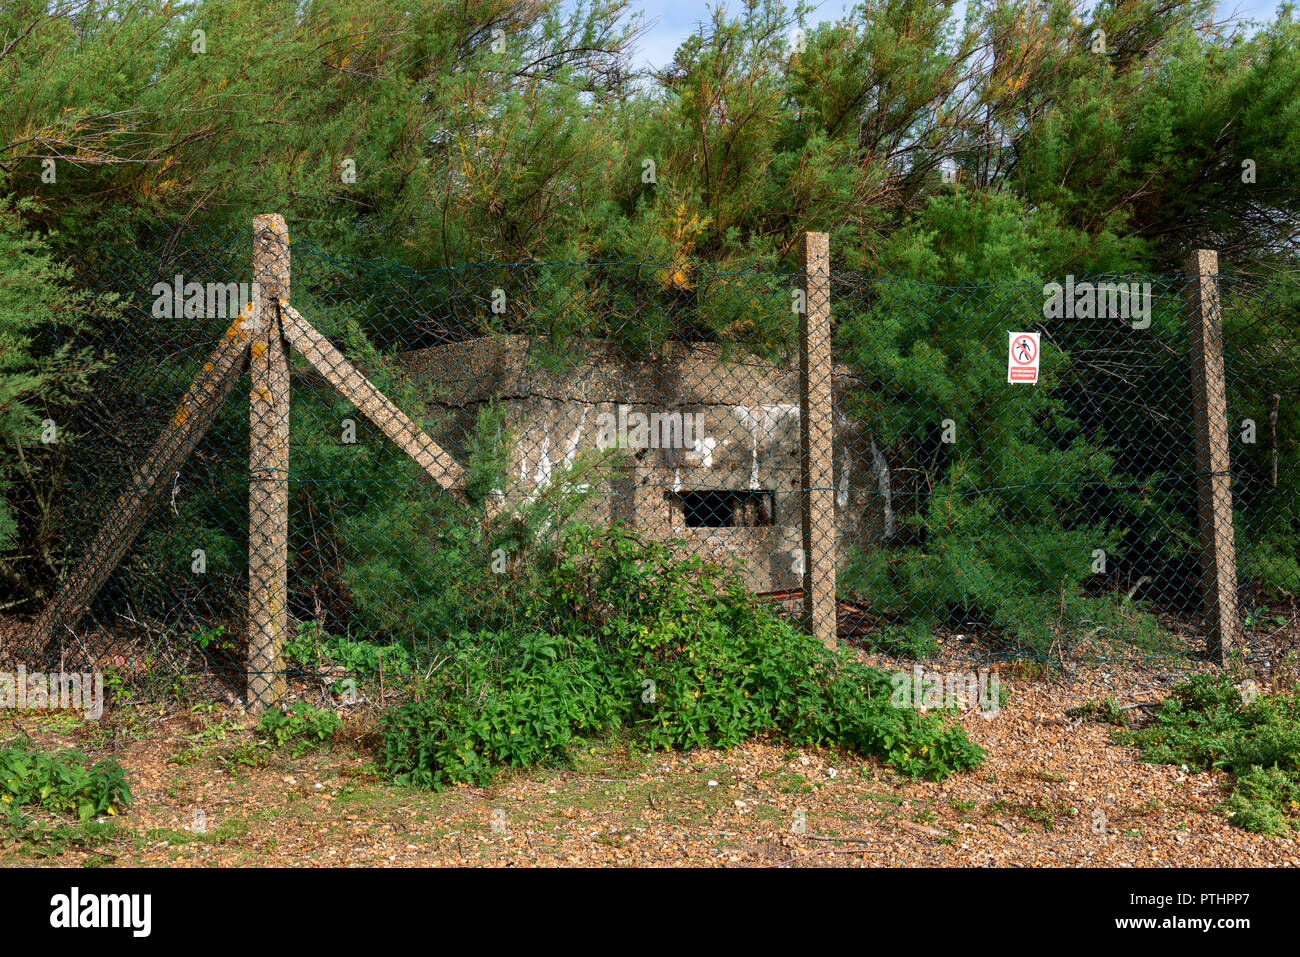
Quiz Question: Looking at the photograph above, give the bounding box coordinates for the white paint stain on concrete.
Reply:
[518,412,593,505]
[532,428,552,488]
[561,410,587,473]
[870,438,895,538]
[733,405,799,490]
[683,434,717,470]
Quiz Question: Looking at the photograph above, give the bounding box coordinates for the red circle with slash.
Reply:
[1012,335,1037,365]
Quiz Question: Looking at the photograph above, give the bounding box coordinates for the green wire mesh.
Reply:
[5,222,1297,702]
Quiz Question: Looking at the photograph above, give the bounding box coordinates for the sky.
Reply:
[595,0,1290,73]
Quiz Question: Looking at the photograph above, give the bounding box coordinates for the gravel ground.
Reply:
[1,648,1296,867]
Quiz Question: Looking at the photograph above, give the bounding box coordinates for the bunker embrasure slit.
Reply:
[678,490,774,528]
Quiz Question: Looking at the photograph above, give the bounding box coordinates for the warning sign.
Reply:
[1007,331,1041,384]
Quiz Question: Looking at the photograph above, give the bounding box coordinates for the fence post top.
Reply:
[799,232,829,273]
[1185,248,1218,275]
[253,214,288,245]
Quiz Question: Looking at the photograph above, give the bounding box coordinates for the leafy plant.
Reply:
[284,621,413,678]
[0,742,131,822]
[255,701,343,757]
[379,525,985,790]
[1116,674,1300,835]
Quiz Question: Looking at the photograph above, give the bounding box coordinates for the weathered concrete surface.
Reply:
[399,336,886,592]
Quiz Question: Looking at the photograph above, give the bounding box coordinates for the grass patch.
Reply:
[1067,696,1129,727]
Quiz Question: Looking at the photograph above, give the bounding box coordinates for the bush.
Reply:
[0,196,113,596]
[256,702,343,757]
[838,278,1179,660]
[0,742,132,822]
[1116,674,1300,835]
[379,525,985,790]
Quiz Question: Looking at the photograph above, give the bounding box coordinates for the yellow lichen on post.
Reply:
[28,297,253,652]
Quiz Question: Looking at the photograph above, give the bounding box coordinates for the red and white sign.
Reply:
[1007,332,1040,384]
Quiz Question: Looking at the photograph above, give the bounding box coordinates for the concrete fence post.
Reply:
[1185,249,1238,664]
[798,231,837,649]
[248,214,290,709]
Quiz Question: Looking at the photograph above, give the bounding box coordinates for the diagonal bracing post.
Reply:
[27,213,476,708]
[27,309,256,653]
[279,303,468,501]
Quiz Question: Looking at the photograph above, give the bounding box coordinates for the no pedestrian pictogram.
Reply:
[1008,332,1041,384]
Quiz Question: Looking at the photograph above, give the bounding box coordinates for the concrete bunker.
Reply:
[399,335,892,593]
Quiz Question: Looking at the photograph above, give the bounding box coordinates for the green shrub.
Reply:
[255,701,343,757]
[0,743,131,821]
[1116,674,1300,834]
[0,196,113,595]
[1223,767,1300,835]
[379,525,985,790]
[284,621,414,677]
[835,248,1186,659]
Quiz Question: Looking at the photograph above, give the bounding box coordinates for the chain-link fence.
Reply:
[832,266,1297,673]
[3,219,1296,706]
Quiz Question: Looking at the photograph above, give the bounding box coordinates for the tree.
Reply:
[0,193,114,605]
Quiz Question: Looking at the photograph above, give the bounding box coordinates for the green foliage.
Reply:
[255,702,343,757]
[838,253,1176,655]
[860,623,940,659]
[462,402,513,507]
[1223,767,1300,836]
[1116,674,1300,835]
[285,621,413,678]
[1,0,643,261]
[169,716,241,767]
[2,0,1297,685]
[379,525,985,790]
[1224,278,1300,597]
[1068,695,1129,727]
[0,741,132,822]
[320,396,614,642]
[3,0,1292,275]
[0,196,113,591]
[191,623,227,652]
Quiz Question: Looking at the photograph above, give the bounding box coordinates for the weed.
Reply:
[1116,674,1300,835]
[1067,696,1129,727]
[0,743,131,821]
[256,702,342,757]
[380,526,985,791]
